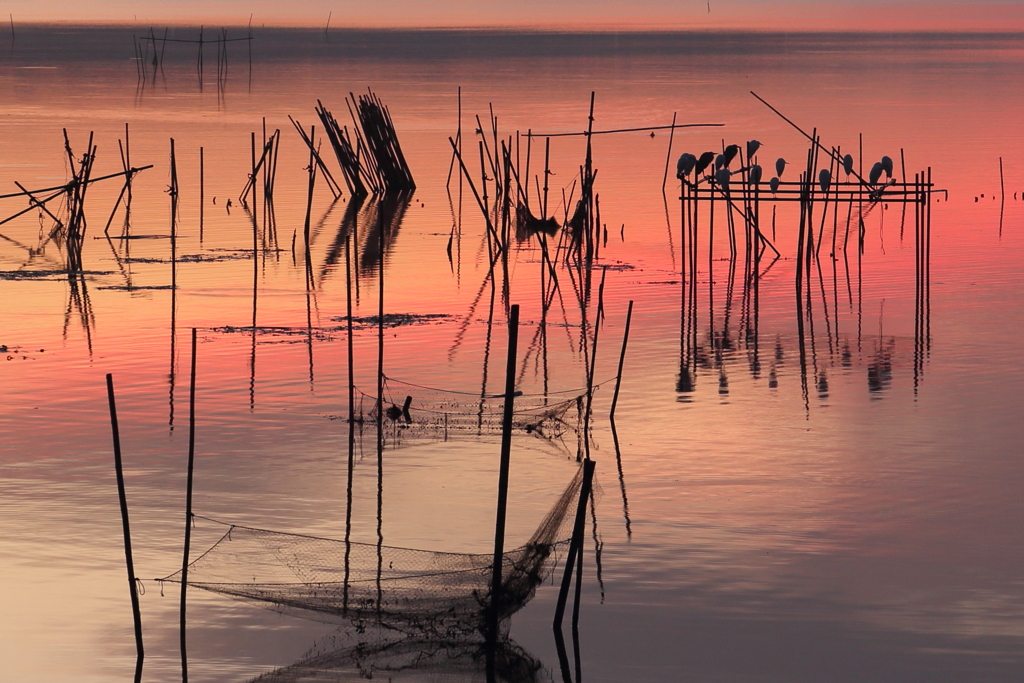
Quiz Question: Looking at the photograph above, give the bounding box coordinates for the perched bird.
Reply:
[749,164,763,186]
[819,168,831,194]
[723,144,740,168]
[715,167,731,192]
[842,154,854,176]
[676,152,697,179]
[746,140,762,160]
[770,177,780,193]
[881,156,894,178]
[776,158,787,178]
[695,151,716,176]
[715,154,726,170]
[869,162,884,185]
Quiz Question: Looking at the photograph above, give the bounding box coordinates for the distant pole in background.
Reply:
[106,373,144,683]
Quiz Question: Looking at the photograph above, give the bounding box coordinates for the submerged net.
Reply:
[249,629,543,683]
[350,375,595,453]
[161,466,585,640]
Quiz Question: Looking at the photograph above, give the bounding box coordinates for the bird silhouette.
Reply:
[819,169,831,194]
[776,158,787,178]
[869,162,884,185]
[746,140,762,160]
[695,151,716,176]
[676,152,697,179]
[749,164,763,186]
[723,144,740,168]
[770,177,780,193]
[715,167,731,192]
[842,154,854,176]
[881,156,894,179]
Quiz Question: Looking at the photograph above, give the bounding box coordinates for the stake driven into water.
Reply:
[553,458,596,630]
[488,303,520,645]
[609,300,634,420]
[106,373,144,683]
[179,328,198,682]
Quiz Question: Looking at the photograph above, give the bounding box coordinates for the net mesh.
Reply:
[161,466,585,639]
[249,629,543,682]
[351,376,593,454]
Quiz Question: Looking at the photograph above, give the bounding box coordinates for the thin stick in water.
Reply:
[106,373,144,683]
[609,300,634,420]
[179,329,198,682]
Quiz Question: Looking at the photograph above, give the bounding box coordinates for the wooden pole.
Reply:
[553,459,596,630]
[375,204,385,612]
[609,300,634,420]
[179,328,198,682]
[661,112,677,194]
[488,303,520,644]
[106,373,144,683]
[199,147,204,244]
[303,126,317,253]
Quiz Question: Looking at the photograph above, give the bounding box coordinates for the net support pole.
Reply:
[553,459,596,631]
[608,299,634,420]
[179,328,198,682]
[107,373,144,683]
[488,303,520,645]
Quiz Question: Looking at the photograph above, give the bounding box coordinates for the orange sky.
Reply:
[7,1,1024,31]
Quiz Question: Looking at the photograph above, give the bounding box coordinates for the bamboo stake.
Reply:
[199,147,204,244]
[553,459,596,630]
[609,300,634,420]
[179,328,198,682]
[106,374,144,683]
[488,303,520,647]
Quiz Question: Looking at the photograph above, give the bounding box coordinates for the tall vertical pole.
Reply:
[107,374,144,683]
[375,204,385,611]
[553,459,596,630]
[179,328,198,682]
[199,147,204,244]
[489,303,520,644]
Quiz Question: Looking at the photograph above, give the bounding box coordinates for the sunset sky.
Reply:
[4,0,1024,31]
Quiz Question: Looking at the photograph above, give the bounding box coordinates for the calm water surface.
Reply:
[1,27,1024,682]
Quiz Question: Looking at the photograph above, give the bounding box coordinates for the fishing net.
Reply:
[249,629,542,683]
[351,375,591,453]
[160,466,585,640]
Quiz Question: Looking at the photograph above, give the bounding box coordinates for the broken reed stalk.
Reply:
[179,328,198,683]
[609,299,634,420]
[553,458,596,630]
[488,303,520,647]
[106,373,144,683]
